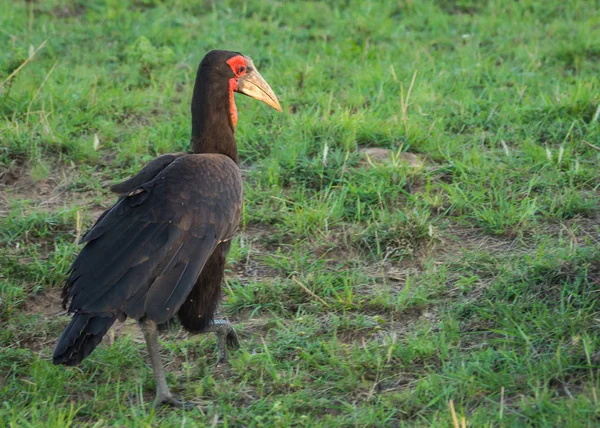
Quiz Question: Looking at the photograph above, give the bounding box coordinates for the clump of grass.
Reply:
[355,209,436,261]
[492,244,600,308]
[0,204,77,244]
[540,189,599,220]
[126,35,175,83]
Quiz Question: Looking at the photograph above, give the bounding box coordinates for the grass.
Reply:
[1,0,599,426]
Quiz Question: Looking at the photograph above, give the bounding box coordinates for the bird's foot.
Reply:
[225,325,240,350]
[154,395,196,410]
[209,320,240,366]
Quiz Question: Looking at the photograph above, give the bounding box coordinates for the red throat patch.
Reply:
[228,78,238,127]
[226,55,248,128]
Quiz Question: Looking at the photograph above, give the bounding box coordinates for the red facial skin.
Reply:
[226,55,248,127]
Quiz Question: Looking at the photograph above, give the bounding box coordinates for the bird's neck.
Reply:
[190,70,239,163]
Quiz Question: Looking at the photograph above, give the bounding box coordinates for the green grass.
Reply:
[1,0,599,426]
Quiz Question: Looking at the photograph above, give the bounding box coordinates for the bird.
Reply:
[52,50,281,408]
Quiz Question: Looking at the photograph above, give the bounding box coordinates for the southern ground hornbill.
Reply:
[53,50,281,408]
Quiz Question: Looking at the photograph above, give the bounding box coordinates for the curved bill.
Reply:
[236,57,282,112]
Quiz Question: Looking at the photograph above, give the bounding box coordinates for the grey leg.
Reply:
[202,319,240,364]
[139,318,195,409]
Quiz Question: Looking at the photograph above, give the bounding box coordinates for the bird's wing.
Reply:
[109,152,187,196]
[62,154,243,324]
[80,153,189,235]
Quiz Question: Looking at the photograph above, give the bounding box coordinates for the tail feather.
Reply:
[53,313,116,366]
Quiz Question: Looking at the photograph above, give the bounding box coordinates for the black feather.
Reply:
[177,241,231,332]
[53,313,116,366]
[145,229,218,324]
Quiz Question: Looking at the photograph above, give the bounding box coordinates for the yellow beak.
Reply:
[236,57,282,112]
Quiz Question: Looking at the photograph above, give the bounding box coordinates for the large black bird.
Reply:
[53,50,281,408]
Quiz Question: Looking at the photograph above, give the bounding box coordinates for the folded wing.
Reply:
[61,154,243,324]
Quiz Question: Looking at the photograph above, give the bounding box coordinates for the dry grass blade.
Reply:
[500,386,505,419]
[400,70,418,133]
[292,276,330,307]
[583,140,600,151]
[26,60,58,120]
[592,103,600,123]
[449,400,459,428]
[74,210,82,243]
[0,40,47,88]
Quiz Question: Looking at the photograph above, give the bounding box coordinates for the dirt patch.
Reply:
[389,307,438,336]
[21,287,144,349]
[439,216,600,260]
[21,287,65,318]
[437,1,481,15]
[1,163,71,211]
[108,319,145,345]
[229,225,284,282]
[551,214,600,245]
[438,223,522,257]
[12,288,67,352]
[232,315,275,337]
[333,306,438,351]
[358,147,425,168]
[364,261,424,285]
[0,160,25,187]
[52,3,87,19]
[0,162,112,223]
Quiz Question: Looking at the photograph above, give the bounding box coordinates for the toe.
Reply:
[226,331,240,349]
[155,396,196,410]
[215,355,229,367]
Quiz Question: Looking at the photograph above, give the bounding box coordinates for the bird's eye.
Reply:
[239,66,246,74]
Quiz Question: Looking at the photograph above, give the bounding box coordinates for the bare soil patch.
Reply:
[358,147,425,168]
[21,286,145,349]
[21,287,64,318]
[2,163,79,211]
[51,3,87,19]
[0,162,113,230]
[229,225,284,282]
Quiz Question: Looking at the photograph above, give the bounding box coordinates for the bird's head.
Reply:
[197,50,281,127]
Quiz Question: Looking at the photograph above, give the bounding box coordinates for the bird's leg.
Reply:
[202,319,240,365]
[139,318,195,409]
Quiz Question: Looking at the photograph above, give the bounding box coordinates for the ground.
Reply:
[1,0,599,426]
